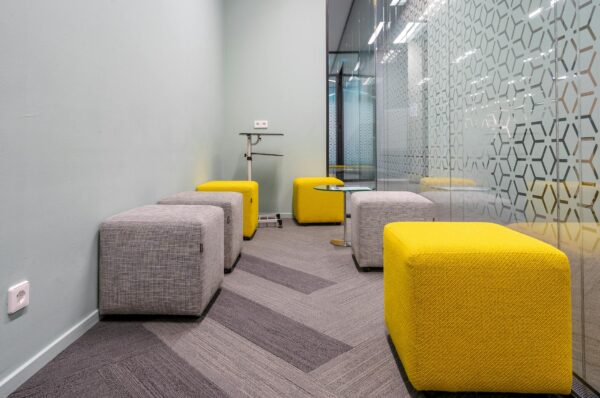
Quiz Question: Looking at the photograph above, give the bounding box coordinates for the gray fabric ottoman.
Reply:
[158,191,243,272]
[99,205,224,316]
[420,190,512,223]
[350,191,435,270]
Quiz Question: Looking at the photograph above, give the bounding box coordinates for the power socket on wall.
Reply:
[254,120,268,129]
[8,281,30,315]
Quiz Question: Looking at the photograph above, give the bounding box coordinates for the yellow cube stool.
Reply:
[384,222,572,394]
[293,177,344,224]
[197,181,258,239]
[420,176,476,192]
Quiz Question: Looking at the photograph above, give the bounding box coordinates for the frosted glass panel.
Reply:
[333,0,600,390]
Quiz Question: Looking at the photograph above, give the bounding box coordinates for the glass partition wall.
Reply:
[330,0,600,391]
[328,1,377,186]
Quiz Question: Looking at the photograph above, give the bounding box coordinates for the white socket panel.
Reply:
[254,120,268,129]
[8,280,30,315]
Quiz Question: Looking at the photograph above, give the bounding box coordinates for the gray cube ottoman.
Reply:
[420,190,512,223]
[158,191,243,272]
[350,191,435,270]
[99,205,224,316]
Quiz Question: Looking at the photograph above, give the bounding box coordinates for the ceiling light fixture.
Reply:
[390,0,407,6]
[528,8,542,18]
[368,22,385,45]
[393,22,424,44]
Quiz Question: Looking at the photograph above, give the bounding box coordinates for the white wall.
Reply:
[221,0,327,214]
[0,0,224,394]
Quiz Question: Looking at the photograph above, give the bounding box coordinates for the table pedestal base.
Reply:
[330,239,351,247]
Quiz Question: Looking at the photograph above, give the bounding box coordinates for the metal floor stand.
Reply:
[240,132,284,229]
[258,213,283,228]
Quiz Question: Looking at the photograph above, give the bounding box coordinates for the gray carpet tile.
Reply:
[144,318,338,398]
[98,346,227,398]
[207,289,352,372]
[10,322,226,398]
[10,367,127,398]
[236,253,335,294]
[10,322,161,395]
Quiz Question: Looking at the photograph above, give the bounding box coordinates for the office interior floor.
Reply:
[11,220,558,398]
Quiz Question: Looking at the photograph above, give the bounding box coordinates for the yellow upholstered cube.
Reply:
[293,177,344,224]
[384,222,572,394]
[197,181,258,239]
[420,176,476,192]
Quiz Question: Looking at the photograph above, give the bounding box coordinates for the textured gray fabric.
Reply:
[420,190,512,223]
[351,191,435,268]
[237,253,335,294]
[158,191,243,270]
[99,205,224,316]
[208,289,352,372]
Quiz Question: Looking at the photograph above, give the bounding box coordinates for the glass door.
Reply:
[328,52,376,186]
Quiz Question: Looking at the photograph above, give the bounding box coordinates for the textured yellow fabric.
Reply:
[420,176,476,192]
[384,222,572,393]
[293,177,344,224]
[197,181,258,238]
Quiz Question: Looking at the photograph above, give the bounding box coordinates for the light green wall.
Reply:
[0,1,327,394]
[0,0,225,394]
[221,0,327,214]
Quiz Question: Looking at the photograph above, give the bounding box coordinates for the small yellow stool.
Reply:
[197,181,258,239]
[384,222,572,394]
[293,177,344,224]
[420,176,476,192]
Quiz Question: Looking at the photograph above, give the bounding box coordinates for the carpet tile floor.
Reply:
[11,220,559,397]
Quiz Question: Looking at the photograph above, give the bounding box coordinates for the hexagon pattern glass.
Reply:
[335,0,600,390]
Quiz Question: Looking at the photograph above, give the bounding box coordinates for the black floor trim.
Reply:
[243,229,257,241]
[225,253,242,274]
[385,335,422,398]
[387,334,585,398]
[99,288,222,323]
[293,219,343,226]
[352,254,383,273]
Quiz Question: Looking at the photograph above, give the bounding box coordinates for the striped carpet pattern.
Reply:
[11,220,553,397]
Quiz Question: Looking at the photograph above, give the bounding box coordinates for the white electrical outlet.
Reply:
[8,281,29,315]
[254,120,268,129]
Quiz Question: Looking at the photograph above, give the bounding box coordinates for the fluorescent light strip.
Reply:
[390,0,407,6]
[354,61,360,72]
[393,22,414,44]
[368,22,384,45]
[528,7,542,18]
[393,22,423,44]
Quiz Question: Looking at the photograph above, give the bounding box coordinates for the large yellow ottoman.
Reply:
[384,222,572,393]
[197,181,258,239]
[293,177,344,224]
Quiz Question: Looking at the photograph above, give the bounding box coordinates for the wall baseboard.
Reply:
[0,310,99,398]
